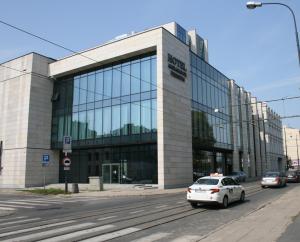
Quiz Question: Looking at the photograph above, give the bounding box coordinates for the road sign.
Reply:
[63,136,72,154]
[63,157,71,167]
[42,154,50,166]
[64,166,70,171]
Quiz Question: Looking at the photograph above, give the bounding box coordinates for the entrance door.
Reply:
[102,164,120,183]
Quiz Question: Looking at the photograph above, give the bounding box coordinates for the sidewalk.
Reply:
[198,185,300,242]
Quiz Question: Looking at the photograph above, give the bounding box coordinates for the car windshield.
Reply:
[195,178,219,185]
[264,172,279,177]
[230,172,239,175]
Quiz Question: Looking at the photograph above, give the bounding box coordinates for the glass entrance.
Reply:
[102,164,120,183]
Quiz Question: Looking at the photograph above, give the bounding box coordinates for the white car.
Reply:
[187,174,245,208]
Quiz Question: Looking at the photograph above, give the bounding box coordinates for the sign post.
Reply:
[63,157,71,194]
[62,136,72,194]
[42,154,50,190]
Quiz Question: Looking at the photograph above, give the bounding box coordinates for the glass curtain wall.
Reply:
[190,52,232,150]
[190,52,232,176]
[52,54,157,147]
[52,53,157,184]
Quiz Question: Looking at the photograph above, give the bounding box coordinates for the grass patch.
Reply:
[24,188,71,195]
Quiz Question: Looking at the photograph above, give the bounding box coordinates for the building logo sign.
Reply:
[168,53,187,81]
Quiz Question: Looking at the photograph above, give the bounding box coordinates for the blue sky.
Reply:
[1,0,300,128]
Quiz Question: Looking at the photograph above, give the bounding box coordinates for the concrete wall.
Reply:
[25,54,59,187]
[0,55,32,187]
[158,29,193,188]
[229,80,241,172]
[284,126,300,168]
[0,53,58,188]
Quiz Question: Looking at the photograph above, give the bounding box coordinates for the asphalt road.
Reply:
[0,183,298,242]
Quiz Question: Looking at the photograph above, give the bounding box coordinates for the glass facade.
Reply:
[190,52,233,177]
[176,24,187,44]
[52,53,157,184]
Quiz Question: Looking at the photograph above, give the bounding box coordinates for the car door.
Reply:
[231,178,242,200]
[223,178,235,202]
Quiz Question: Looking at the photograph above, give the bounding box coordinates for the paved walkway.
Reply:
[197,185,300,242]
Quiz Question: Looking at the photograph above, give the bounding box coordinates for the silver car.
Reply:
[261,171,287,188]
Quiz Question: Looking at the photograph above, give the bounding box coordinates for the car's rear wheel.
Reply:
[261,185,265,188]
[190,202,198,208]
[240,191,245,202]
[222,196,228,209]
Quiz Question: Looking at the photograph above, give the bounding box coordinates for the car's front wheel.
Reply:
[222,196,228,209]
[190,202,198,208]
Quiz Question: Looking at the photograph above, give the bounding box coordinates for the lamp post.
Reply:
[246,1,300,66]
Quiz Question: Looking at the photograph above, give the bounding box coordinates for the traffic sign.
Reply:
[64,166,70,171]
[63,157,71,167]
[42,154,50,166]
[63,136,72,154]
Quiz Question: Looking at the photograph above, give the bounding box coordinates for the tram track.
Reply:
[0,184,265,241]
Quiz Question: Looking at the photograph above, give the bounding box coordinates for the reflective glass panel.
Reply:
[141,100,151,133]
[131,101,140,134]
[103,107,111,137]
[79,76,87,104]
[79,111,87,140]
[95,108,103,138]
[104,69,112,99]
[141,60,151,92]
[131,62,140,94]
[121,103,130,135]
[112,105,121,136]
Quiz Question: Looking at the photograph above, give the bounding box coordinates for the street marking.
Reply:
[8,199,61,204]
[0,207,15,211]
[0,218,40,226]
[80,227,141,242]
[129,210,145,214]
[0,204,34,209]
[176,201,185,204]
[155,205,168,209]
[0,216,27,222]
[0,201,48,206]
[39,224,115,242]
[0,222,95,242]
[97,216,117,221]
[0,220,76,238]
[132,232,170,242]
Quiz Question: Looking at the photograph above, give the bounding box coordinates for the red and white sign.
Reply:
[62,157,71,167]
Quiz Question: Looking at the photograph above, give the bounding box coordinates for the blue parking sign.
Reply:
[42,154,50,166]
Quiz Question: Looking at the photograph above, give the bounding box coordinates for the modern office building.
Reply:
[283,126,300,169]
[0,22,285,188]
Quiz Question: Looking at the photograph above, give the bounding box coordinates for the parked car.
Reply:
[187,174,245,209]
[261,171,287,188]
[286,170,300,183]
[229,171,247,182]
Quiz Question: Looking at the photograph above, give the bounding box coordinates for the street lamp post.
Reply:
[246,1,300,67]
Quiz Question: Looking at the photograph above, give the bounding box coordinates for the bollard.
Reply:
[99,177,103,191]
[72,183,79,193]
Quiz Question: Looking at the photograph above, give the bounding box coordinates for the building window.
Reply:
[176,24,187,44]
[51,53,157,148]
